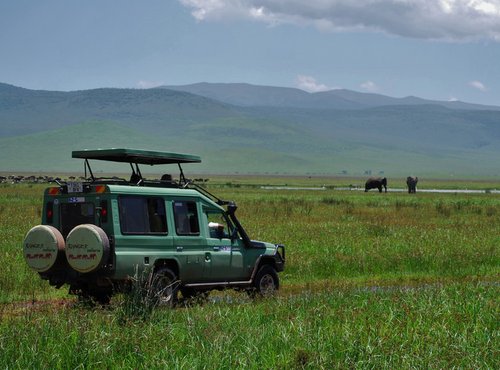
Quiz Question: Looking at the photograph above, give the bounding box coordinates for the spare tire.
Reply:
[23,225,65,273]
[65,224,110,273]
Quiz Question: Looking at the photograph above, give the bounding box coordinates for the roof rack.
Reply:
[72,148,201,185]
[72,148,201,165]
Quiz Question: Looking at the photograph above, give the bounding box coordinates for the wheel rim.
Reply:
[154,275,174,305]
[259,273,276,295]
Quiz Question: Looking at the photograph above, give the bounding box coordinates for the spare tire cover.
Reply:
[65,224,110,273]
[23,225,65,272]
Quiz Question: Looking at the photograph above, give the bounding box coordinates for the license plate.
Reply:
[67,182,83,193]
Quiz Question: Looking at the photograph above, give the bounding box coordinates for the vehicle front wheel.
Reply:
[252,265,279,297]
[150,267,179,307]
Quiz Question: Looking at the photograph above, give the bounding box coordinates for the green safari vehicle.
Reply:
[23,149,285,304]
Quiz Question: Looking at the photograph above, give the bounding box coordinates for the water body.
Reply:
[335,187,500,194]
[261,186,500,194]
[261,186,327,191]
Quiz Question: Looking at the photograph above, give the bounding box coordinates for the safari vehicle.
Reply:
[23,148,285,304]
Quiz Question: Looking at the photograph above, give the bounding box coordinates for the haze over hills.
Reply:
[1,82,499,178]
[163,82,500,111]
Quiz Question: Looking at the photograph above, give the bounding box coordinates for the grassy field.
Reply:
[0,180,499,368]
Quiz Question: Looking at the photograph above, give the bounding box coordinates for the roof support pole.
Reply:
[178,163,186,184]
[84,159,95,181]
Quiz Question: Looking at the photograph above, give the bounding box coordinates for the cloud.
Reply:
[295,75,331,92]
[469,80,487,91]
[179,0,500,41]
[360,80,379,92]
[136,80,164,89]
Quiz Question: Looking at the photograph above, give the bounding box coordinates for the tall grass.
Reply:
[1,184,499,301]
[232,190,500,285]
[0,184,60,302]
[0,283,497,368]
[0,181,499,367]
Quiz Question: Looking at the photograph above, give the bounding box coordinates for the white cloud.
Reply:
[136,80,164,89]
[179,0,500,41]
[295,75,331,92]
[360,80,379,92]
[469,80,487,91]
[179,0,260,21]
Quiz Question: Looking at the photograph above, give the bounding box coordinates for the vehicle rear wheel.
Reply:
[150,267,179,307]
[252,265,279,297]
[92,291,111,305]
[75,288,112,306]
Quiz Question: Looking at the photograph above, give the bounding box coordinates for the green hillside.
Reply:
[0,83,239,137]
[1,119,499,178]
[1,82,500,177]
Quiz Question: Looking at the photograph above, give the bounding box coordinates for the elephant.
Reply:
[406,176,418,193]
[365,177,387,193]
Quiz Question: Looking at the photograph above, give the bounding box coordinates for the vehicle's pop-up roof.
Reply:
[72,148,202,188]
[70,148,228,208]
[72,148,201,165]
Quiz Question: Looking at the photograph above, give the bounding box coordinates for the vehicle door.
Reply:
[171,199,207,283]
[114,196,173,278]
[203,209,246,282]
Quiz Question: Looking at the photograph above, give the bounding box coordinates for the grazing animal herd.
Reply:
[2,174,418,193]
[365,176,419,193]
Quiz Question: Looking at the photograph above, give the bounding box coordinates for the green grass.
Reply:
[0,180,499,367]
[222,188,500,285]
[2,182,499,301]
[1,283,497,368]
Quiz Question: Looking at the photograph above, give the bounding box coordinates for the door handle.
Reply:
[213,246,220,251]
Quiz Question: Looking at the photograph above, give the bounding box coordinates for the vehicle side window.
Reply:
[119,196,167,234]
[173,201,200,236]
[206,211,232,239]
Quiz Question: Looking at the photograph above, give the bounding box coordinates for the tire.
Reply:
[252,265,279,297]
[74,286,112,306]
[65,224,110,273]
[78,291,111,306]
[92,291,111,305]
[23,225,65,273]
[150,267,179,306]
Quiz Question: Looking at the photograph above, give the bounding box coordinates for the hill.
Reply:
[0,83,239,137]
[1,82,500,177]
[163,82,500,111]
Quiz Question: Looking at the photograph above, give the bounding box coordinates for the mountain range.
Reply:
[163,82,500,111]
[1,81,499,178]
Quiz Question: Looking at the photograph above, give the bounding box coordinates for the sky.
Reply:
[1,0,499,106]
